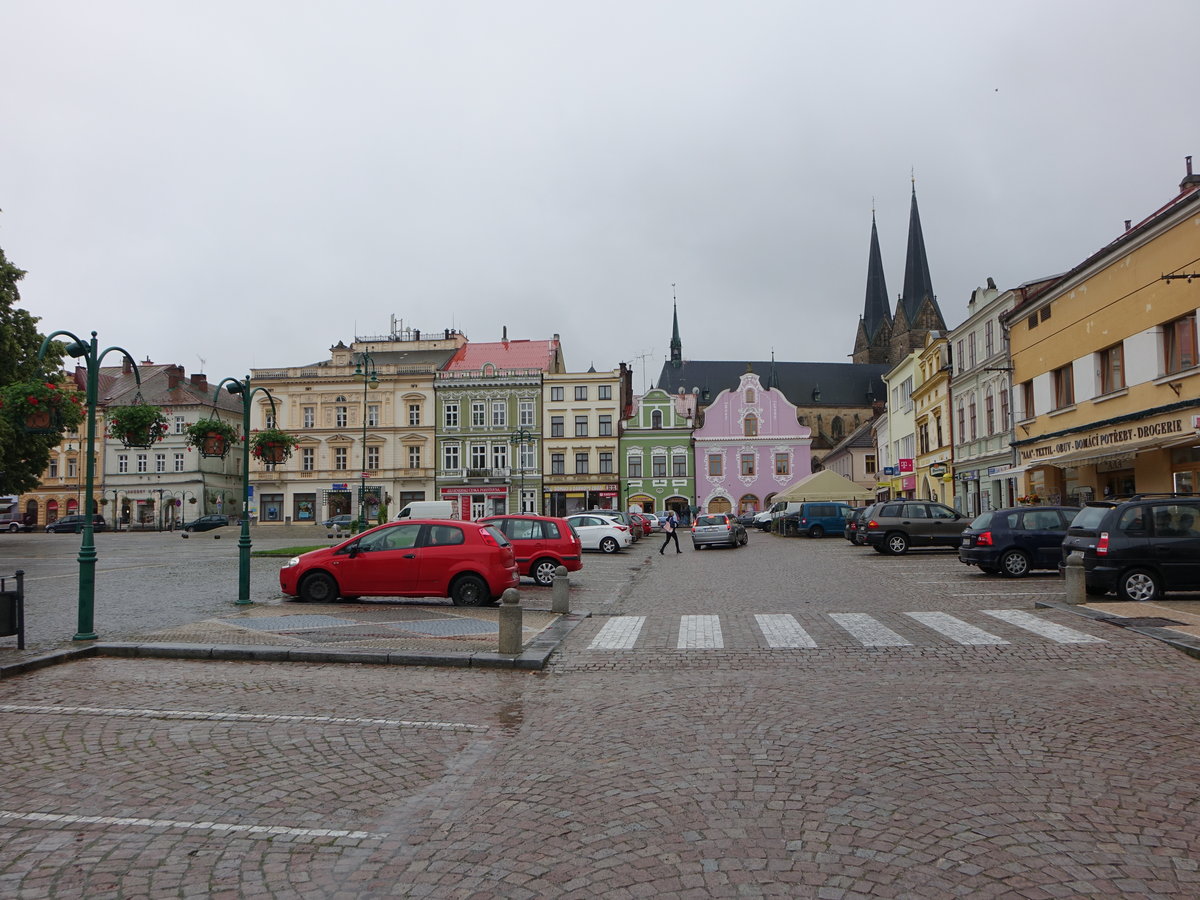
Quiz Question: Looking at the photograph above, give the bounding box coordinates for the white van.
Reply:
[767,501,803,524]
[394,500,456,520]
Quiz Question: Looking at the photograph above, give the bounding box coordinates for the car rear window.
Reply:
[696,515,726,526]
[542,521,561,539]
[969,512,993,530]
[482,525,510,546]
[1068,506,1111,531]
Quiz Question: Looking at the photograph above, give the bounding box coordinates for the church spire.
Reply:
[861,210,891,342]
[669,283,682,368]
[900,181,936,323]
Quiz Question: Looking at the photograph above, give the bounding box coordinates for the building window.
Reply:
[408,446,421,469]
[918,423,929,455]
[367,404,379,427]
[985,321,994,357]
[550,416,564,438]
[519,442,535,470]
[774,453,789,476]
[443,443,460,470]
[518,400,534,427]
[968,333,977,369]
[1097,343,1125,394]
[575,415,588,437]
[956,340,964,373]
[551,453,565,475]
[471,401,486,427]
[673,454,687,477]
[985,391,995,435]
[1163,313,1197,374]
[444,403,459,428]
[935,416,943,447]
[1020,381,1034,419]
[575,452,589,474]
[335,447,348,470]
[118,454,128,473]
[864,454,877,475]
[174,415,186,435]
[745,388,755,403]
[335,406,347,428]
[968,396,977,440]
[599,451,613,474]
[492,444,508,470]
[136,454,147,473]
[598,384,612,400]
[550,386,564,402]
[49,460,58,478]
[831,417,844,440]
[740,453,755,477]
[957,402,965,440]
[471,444,487,469]
[174,452,185,472]
[743,415,758,437]
[598,415,612,436]
[652,454,667,477]
[492,401,507,428]
[303,406,315,428]
[628,455,642,478]
[265,412,276,429]
[155,453,166,473]
[651,410,663,429]
[1000,389,1009,430]
[708,455,722,476]
[408,403,421,426]
[1052,364,1074,409]
[302,447,315,471]
[367,446,379,469]
[575,386,587,401]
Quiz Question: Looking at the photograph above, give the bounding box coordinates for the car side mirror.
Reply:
[343,543,360,558]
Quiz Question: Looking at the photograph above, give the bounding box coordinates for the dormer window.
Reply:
[745,388,755,403]
[651,410,663,429]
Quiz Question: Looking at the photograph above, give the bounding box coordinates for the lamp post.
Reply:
[216,375,278,605]
[38,330,141,641]
[354,353,379,530]
[510,428,532,514]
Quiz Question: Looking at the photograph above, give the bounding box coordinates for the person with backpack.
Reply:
[659,510,682,555]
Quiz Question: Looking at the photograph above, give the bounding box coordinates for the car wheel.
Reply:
[885,532,909,555]
[599,537,619,554]
[7,523,18,533]
[1000,549,1031,578]
[299,572,338,603]
[451,574,490,606]
[1117,568,1161,603]
[809,525,825,538]
[532,558,558,586]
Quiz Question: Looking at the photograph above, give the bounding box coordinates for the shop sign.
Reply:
[930,464,947,477]
[1018,415,1187,463]
[901,476,915,490]
[331,483,348,490]
[898,459,914,473]
[882,466,898,476]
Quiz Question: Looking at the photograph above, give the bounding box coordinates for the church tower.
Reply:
[851,211,894,364]
[669,290,682,368]
[889,182,947,359]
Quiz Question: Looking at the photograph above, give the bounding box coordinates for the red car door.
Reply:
[337,523,424,595]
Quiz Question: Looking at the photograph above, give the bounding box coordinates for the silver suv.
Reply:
[862,500,968,555]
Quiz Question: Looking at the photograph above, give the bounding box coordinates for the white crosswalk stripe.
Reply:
[588,616,646,650]
[678,615,723,649]
[981,609,1107,643]
[829,613,912,647]
[754,614,818,648]
[905,612,1009,645]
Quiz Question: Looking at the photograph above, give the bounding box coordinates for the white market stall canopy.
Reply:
[772,469,876,503]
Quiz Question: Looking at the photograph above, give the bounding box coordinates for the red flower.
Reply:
[28,396,38,405]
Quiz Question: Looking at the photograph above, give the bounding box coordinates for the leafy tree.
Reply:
[0,243,71,494]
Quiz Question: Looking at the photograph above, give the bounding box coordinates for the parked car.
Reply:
[45,514,107,533]
[587,510,642,541]
[478,514,583,586]
[279,519,518,606]
[781,502,854,538]
[564,513,632,554]
[735,512,760,528]
[691,512,748,549]
[861,500,968,554]
[752,509,774,531]
[182,514,230,532]
[1060,495,1200,602]
[959,505,1079,577]
[0,513,33,533]
[322,514,354,529]
[633,512,658,534]
[844,506,874,544]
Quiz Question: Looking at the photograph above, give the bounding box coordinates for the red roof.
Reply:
[443,339,560,372]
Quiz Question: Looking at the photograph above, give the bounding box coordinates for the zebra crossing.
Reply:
[586,610,1108,651]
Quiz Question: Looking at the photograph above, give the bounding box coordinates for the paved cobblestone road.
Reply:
[2,530,1198,898]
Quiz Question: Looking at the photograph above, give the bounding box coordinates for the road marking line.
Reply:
[588,616,645,649]
[981,609,1107,643]
[754,614,818,648]
[0,705,487,732]
[829,613,912,647]
[905,612,1009,645]
[0,810,383,841]
[677,614,723,649]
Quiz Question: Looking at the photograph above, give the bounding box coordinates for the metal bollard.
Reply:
[497,587,523,654]
[552,565,570,614]
[1063,550,1086,605]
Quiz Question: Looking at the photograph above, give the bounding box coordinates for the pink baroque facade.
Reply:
[693,372,813,515]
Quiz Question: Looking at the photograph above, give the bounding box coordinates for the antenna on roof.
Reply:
[196,355,206,374]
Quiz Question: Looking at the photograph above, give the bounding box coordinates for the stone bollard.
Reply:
[497,587,523,654]
[552,565,570,614]
[1063,550,1086,605]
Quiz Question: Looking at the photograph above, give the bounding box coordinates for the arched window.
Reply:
[831,417,844,440]
[651,410,663,429]
[745,388,755,403]
[743,414,758,436]
[738,494,760,514]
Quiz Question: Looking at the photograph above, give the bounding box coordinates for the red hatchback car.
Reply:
[478,514,583,586]
[279,519,518,606]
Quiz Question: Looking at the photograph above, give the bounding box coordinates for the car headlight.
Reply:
[281,557,300,569]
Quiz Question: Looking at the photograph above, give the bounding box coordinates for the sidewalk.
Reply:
[0,597,590,678]
[1035,597,1200,660]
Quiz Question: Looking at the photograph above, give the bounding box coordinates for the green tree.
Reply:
[0,243,70,494]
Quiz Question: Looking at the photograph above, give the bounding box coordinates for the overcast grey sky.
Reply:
[2,1,1195,394]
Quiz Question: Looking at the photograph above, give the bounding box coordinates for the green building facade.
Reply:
[619,387,695,521]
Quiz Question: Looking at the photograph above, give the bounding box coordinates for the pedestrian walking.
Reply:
[659,510,681,554]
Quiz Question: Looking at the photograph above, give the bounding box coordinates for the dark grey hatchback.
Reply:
[959,505,1078,577]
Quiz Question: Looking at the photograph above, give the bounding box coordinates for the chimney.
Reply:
[1181,155,1200,193]
[1124,219,1132,232]
[502,325,508,341]
[122,356,132,375]
[167,365,184,389]
[190,373,208,392]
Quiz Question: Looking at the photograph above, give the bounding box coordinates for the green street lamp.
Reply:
[354,353,379,530]
[215,375,278,605]
[38,330,142,641]
[510,428,532,514]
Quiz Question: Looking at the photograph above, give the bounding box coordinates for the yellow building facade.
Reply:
[912,334,953,504]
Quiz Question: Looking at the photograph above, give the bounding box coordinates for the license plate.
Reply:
[961,537,971,546]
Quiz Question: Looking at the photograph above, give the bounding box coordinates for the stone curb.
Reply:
[1034,600,1200,661]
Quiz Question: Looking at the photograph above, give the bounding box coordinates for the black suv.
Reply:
[45,514,107,533]
[959,505,1078,577]
[862,500,968,554]
[1061,495,1200,602]
[182,514,230,532]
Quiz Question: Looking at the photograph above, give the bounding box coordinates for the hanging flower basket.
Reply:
[107,402,170,449]
[185,417,240,459]
[250,427,298,464]
[0,379,85,434]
